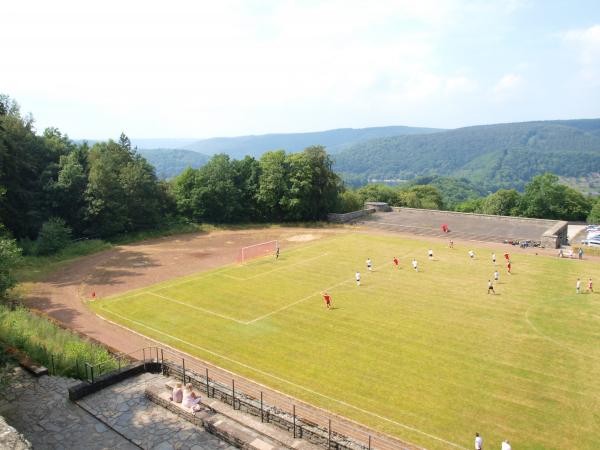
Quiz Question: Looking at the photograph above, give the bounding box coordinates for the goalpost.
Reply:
[235,240,279,264]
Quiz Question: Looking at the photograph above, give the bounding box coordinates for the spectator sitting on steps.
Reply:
[182,383,202,411]
[171,382,183,403]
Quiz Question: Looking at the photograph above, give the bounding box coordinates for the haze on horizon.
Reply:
[2,0,600,140]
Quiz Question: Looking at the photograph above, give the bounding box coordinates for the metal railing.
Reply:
[84,346,420,450]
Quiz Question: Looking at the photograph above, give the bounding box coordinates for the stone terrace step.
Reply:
[147,380,320,450]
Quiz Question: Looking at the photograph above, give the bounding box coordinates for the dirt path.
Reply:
[24,227,337,354]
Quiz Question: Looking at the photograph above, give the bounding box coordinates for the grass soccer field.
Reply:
[91,233,600,449]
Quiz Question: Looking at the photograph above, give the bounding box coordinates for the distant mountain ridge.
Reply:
[179,126,443,158]
[136,148,210,179]
[333,119,600,190]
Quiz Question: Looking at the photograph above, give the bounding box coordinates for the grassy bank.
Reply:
[0,304,118,379]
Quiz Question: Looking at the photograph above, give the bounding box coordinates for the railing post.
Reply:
[205,368,209,397]
[161,349,164,374]
[182,358,186,384]
[293,405,296,438]
[260,391,263,422]
[91,365,95,384]
[118,357,121,372]
[368,435,371,450]
[232,379,235,409]
[155,347,159,363]
[142,348,146,370]
[328,419,331,449]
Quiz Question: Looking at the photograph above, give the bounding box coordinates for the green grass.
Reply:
[91,233,600,450]
[0,304,118,379]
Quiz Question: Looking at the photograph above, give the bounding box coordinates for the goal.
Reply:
[235,240,279,264]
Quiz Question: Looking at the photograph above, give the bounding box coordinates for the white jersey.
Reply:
[366,259,372,267]
[412,260,418,268]
[468,250,474,258]
[576,280,581,290]
[475,435,483,450]
[428,250,433,257]
[355,272,361,281]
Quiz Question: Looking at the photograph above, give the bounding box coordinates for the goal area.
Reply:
[235,240,279,264]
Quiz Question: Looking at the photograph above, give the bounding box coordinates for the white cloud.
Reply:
[563,24,600,82]
[493,73,522,92]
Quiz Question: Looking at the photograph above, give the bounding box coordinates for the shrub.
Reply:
[36,217,72,255]
[0,238,22,298]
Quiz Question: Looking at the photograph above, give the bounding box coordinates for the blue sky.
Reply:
[2,0,600,139]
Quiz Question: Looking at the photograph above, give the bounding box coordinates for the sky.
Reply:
[2,0,600,139]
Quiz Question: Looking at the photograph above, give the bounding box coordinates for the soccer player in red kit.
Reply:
[322,292,332,309]
[393,257,399,268]
[507,260,512,274]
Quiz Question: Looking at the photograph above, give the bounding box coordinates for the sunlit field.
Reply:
[92,233,600,450]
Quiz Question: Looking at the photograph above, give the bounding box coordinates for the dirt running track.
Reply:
[25,228,340,354]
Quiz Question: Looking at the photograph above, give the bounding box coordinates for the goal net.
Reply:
[235,240,279,264]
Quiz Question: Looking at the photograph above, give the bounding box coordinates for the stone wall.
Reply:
[327,209,375,224]
[0,416,31,450]
[541,221,569,249]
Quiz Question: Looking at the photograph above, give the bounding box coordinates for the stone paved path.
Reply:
[77,372,234,450]
[0,366,136,450]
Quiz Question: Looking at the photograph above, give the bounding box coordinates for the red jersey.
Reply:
[323,294,331,303]
[504,253,510,260]
[588,281,593,289]
[393,258,399,266]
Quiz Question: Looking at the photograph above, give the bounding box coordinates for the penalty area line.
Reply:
[148,292,247,325]
[96,310,467,449]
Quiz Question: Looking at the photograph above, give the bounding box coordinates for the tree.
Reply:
[356,184,399,205]
[588,198,600,224]
[194,154,242,222]
[0,237,21,298]
[256,150,289,221]
[84,140,129,236]
[335,190,363,213]
[481,189,521,216]
[36,217,72,255]
[398,185,445,210]
[171,167,202,221]
[521,173,591,220]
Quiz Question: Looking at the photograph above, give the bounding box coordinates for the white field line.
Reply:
[96,310,465,449]
[148,292,247,325]
[246,277,352,324]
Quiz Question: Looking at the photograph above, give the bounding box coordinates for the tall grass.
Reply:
[0,304,118,379]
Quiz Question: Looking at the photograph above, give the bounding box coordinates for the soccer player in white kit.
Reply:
[474,432,483,450]
[494,270,499,282]
[428,249,433,259]
[468,250,475,259]
[355,271,361,286]
[412,258,418,272]
[366,258,372,271]
[576,278,581,294]
[492,253,496,264]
